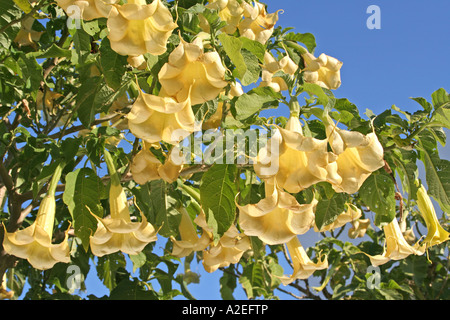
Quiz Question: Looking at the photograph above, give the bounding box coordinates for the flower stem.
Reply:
[104,149,121,186]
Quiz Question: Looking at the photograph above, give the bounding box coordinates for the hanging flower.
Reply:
[201,0,245,34]
[314,203,362,233]
[127,88,197,145]
[14,17,43,48]
[238,1,282,44]
[415,184,450,250]
[158,37,228,105]
[348,218,371,239]
[236,177,317,245]
[130,143,183,185]
[301,52,343,90]
[127,55,148,70]
[194,213,250,273]
[259,52,298,92]
[2,164,70,270]
[364,218,424,267]
[107,0,177,56]
[326,119,385,194]
[56,0,117,21]
[170,208,211,258]
[254,115,341,194]
[89,150,158,257]
[279,236,328,285]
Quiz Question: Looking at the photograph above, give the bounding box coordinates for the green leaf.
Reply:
[359,173,396,226]
[417,135,450,213]
[431,88,450,110]
[200,164,237,239]
[62,167,106,251]
[220,267,237,300]
[133,180,181,238]
[110,278,157,300]
[36,44,72,59]
[239,262,265,299]
[96,252,127,291]
[315,192,346,231]
[390,149,419,204]
[99,38,128,90]
[232,88,279,120]
[302,82,330,110]
[218,33,261,86]
[285,32,317,53]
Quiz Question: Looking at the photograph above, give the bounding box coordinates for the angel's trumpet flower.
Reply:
[127,87,197,145]
[200,0,245,34]
[56,0,117,21]
[348,218,371,239]
[194,213,250,273]
[13,17,43,48]
[365,218,424,267]
[415,184,450,249]
[0,274,14,300]
[238,1,282,44]
[130,143,182,185]
[254,115,341,194]
[259,52,298,92]
[170,208,211,258]
[89,150,158,257]
[107,0,177,56]
[158,37,228,106]
[301,52,343,90]
[326,119,385,194]
[2,163,70,270]
[280,236,328,285]
[236,177,317,245]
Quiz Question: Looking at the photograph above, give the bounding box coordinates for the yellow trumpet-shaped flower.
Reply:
[2,164,70,270]
[130,144,182,185]
[365,218,424,267]
[201,0,245,34]
[14,17,43,48]
[127,88,197,145]
[36,88,63,114]
[326,120,385,194]
[238,1,282,44]
[0,274,14,300]
[302,52,343,90]
[314,203,362,233]
[259,52,298,92]
[280,236,328,285]
[236,177,317,245]
[194,213,250,273]
[348,218,371,239]
[56,0,117,21]
[170,208,211,258]
[107,0,177,56]
[415,184,450,249]
[89,150,158,257]
[254,115,341,194]
[158,37,228,105]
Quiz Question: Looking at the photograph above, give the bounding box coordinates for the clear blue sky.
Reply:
[37,0,450,300]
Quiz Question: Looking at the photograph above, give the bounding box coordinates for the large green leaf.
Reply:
[315,192,346,231]
[99,38,128,90]
[218,33,261,86]
[359,173,396,226]
[417,135,450,213]
[200,164,237,239]
[62,167,106,251]
[231,87,279,120]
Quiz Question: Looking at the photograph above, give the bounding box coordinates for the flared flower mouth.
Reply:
[238,1,282,44]
[364,218,424,267]
[158,37,228,106]
[279,236,328,285]
[127,88,197,145]
[302,52,343,90]
[254,116,340,194]
[236,177,317,245]
[106,0,177,56]
[325,118,385,194]
[259,52,298,92]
